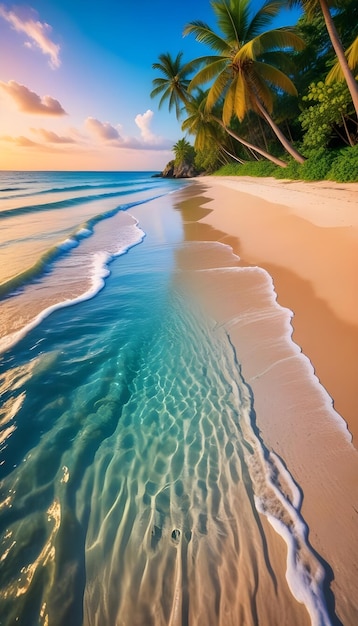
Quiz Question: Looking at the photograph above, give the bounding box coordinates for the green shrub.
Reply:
[327,145,358,182]
[214,160,280,177]
[213,147,358,183]
[273,158,303,179]
[214,163,242,176]
[299,149,337,181]
[299,81,353,150]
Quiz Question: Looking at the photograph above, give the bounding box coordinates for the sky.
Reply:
[0,0,302,171]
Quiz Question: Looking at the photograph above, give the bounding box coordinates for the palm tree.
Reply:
[182,88,288,166]
[183,0,306,163]
[151,49,288,167]
[150,52,192,120]
[288,0,358,117]
[172,137,195,166]
[326,36,358,85]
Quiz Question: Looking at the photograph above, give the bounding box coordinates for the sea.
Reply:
[0,171,336,625]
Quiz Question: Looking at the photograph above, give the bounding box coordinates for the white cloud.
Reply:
[85,112,172,151]
[0,4,61,68]
[0,80,67,115]
[135,110,158,143]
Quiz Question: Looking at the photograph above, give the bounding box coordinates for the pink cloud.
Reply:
[0,4,60,68]
[0,80,67,115]
[85,113,172,151]
[2,134,38,147]
[85,117,121,141]
[30,127,75,143]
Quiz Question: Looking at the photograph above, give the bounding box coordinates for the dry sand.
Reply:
[172,176,358,625]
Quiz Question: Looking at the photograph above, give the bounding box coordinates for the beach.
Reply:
[1,171,357,626]
[170,175,358,625]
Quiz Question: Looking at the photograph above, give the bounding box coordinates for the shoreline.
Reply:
[171,176,358,624]
[192,175,358,443]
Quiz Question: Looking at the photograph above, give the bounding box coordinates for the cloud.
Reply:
[0,80,67,115]
[2,134,38,147]
[85,112,172,151]
[85,117,121,141]
[1,133,80,153]
[135,110,158,143]
[30,127,75,143]
[0,4,60,68]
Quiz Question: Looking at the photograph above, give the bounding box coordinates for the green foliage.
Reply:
[194,147,221,173]
[151,52,191,120]
[172,138,196,166]
[214,160,279,177]
[299,148,337,180]
[213,146,358,182]
[299,81,354,149]
[294,12,333,93]
[273,158,303,179]
[183,0,305,163]
[327,145,358,182]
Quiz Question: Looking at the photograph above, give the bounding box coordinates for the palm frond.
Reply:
[183,20,230,53]
[258,50,297,74]
[158,88,172,111]
[326,36,358,83]
[150,82,167,100]
[210,0,247,45]
[248,71,274,112]
[347,36,358,70]
[222,80,236,126]
[252,28,305,56]
[247,0,285,39]
[189,57,229,90]
[233,74,250,121]
[206,69,232,111]
[254,61,298,96]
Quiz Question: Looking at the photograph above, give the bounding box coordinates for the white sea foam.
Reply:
[0,221,145,357]
[192,263,351,443]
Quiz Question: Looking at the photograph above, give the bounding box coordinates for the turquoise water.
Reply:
[0,172,335,625]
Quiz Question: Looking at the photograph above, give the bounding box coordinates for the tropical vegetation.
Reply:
[150,0,358,182]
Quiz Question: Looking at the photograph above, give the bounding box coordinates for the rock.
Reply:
[161,160,175,178]
[157,160,199,179]
[173,162,199,178]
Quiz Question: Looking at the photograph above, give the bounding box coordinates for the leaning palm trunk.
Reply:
[320,0,358,118]
[221,145,246,164]
[253,98,306,164]
[213,116,288,168]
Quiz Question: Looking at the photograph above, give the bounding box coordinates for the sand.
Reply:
[171,176,358,625]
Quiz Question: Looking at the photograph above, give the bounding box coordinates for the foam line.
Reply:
[0,222,145,357]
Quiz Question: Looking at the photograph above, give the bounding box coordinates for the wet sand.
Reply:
[172,177,358,625]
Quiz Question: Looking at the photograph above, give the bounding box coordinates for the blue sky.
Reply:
[0,0,301,170]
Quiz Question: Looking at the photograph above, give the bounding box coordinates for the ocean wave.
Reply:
[0,179,156,201]
[0,187,26,193]
[0,220,145,357]
[0,185,157,220]
[0,193,166,300]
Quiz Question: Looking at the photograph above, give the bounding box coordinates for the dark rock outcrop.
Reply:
[153,160,199,179]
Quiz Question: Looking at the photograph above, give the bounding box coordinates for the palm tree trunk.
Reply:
[253,97,306,164]
[340,114,354,146]
[320,0,358,119]
[213,116,288,168]
[221,145,246,164]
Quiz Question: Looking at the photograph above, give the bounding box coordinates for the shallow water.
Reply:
[0,172,336,625]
